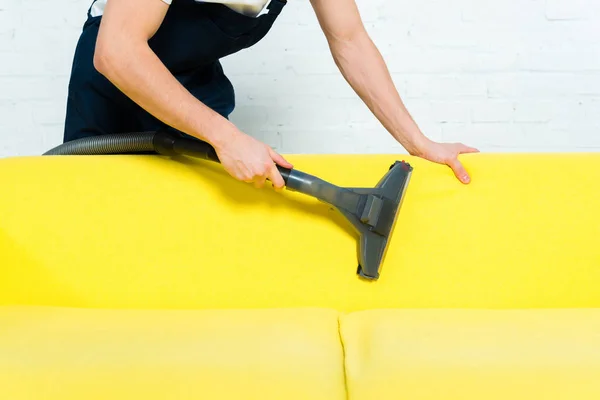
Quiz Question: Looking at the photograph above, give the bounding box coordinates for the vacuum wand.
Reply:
[43,129,413,280]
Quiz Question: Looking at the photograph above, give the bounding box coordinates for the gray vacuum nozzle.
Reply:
[354,161,413,280]
[43,129,413,280]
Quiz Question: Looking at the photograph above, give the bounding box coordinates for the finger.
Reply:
[241,170,254,184]
[447,157,471,184]
[457,143,480,153]
[267,164,285,191]
[269,148,293,169]
[234,169,253,183]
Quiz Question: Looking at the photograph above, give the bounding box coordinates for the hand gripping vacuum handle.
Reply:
[153,129,293,184]
[153,129,351,206]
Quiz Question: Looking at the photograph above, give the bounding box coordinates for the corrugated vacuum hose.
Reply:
[42,129,413,280]
[43,131,156,155]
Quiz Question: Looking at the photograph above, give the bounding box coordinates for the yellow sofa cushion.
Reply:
[341,309,600,400]
[1,152,599,311]
[0,306,346,400]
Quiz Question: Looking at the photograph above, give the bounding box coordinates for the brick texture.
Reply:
[1,0,599,156]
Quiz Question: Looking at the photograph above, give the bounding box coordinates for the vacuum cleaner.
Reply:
[43,129,413,280]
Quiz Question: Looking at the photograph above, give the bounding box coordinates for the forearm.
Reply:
[94,37,234,149]
[329,31,430,155]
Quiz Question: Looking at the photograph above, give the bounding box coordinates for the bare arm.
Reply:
[94,0,232,148]
[93,0,292,188]
[309,0,478,183]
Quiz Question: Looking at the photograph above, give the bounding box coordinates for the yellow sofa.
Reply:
[1,152,599,399]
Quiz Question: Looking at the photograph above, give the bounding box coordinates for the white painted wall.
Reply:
[1,0,599,157]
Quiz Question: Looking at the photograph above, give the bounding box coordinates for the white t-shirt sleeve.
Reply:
[91,0,172,17]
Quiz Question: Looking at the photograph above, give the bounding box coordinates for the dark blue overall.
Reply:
[63,0,286,142]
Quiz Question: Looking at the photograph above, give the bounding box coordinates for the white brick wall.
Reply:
[1,0,599,156]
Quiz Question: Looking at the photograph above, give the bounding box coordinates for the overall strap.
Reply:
[265,0,287,16]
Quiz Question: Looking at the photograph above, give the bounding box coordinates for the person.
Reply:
[63,0,479,190]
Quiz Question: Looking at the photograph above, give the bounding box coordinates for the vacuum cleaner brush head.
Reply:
[352,161,413,280]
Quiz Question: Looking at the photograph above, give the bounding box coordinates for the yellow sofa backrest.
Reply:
[1,153,599,311]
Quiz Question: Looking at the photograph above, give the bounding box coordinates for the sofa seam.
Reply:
[337,313,349,400]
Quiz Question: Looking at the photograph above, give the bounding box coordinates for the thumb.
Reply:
[269,148,293,169]
[448,157,471,184]
[458,143,480,154]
